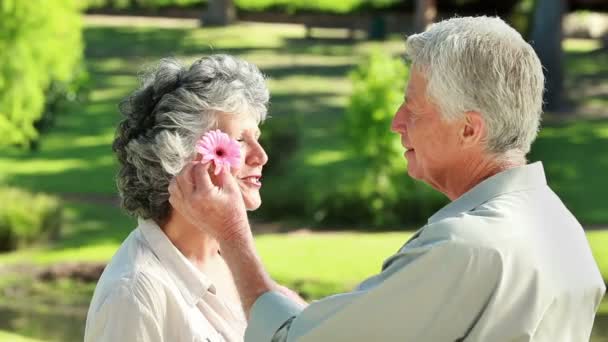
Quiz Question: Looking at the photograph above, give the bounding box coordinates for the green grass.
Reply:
[1,230,606,297]
[529,119,608,225]
[83,0,402,14]
[563,39,608,113]
[589,231,608,282]
[0,331,44,342]
[257,232,410,297]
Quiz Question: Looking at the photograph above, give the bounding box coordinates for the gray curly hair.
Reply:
[112,55,269,222]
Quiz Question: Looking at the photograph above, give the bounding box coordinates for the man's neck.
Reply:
[442,155,523,201]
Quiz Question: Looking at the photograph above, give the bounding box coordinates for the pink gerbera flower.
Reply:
[196,129,242,175]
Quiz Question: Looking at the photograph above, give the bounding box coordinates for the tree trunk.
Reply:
[530,0,566,112]
[415,0,437,32]
[202,0,236,26]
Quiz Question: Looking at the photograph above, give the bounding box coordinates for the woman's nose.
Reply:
[246,141,268,167]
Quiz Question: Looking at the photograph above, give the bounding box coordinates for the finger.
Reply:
[217,167,240,194]
[175,162,195,197]
[193,161,214,193]
[168,178,183,209]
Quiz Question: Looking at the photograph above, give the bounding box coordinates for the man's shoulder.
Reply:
[420,186,580,250]
[418,211,516,252]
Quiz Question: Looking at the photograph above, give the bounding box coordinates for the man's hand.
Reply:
[169,162,278,317]
[168,162,251,242]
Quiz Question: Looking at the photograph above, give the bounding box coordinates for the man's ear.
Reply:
[460,111,485,148]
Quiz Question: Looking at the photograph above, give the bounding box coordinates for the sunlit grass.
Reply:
[563,38,602,52]
[529,119,608,224]
[589,231,608,284]
[0,331,44,342]
[257,232,410,296]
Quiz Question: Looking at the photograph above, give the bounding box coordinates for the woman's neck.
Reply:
[160,212,220,272]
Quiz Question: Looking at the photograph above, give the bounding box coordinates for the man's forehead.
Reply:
[405,69,426,99]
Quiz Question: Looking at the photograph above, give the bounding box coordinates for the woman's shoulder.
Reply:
[84,254,171,342]
[88,228,171,314]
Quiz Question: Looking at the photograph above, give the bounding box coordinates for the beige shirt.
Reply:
[85,218,246,342]
[246,162,606,341]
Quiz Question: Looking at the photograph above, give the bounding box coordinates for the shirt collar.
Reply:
[428,162,547,224]
[137,218,216,306]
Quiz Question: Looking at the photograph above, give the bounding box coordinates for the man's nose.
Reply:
[391,108,405,133]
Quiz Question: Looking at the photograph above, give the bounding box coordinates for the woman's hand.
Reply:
[168,162,251,242]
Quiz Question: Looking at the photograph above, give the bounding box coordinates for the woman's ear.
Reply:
[460,111,485,148]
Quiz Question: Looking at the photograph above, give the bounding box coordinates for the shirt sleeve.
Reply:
[84,282,163,342]
[245,241,503,342]
[245,291,304,342]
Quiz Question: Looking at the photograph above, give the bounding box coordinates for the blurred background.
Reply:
[0,0,606,340]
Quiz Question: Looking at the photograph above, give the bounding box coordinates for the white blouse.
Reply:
[85,218,246,342]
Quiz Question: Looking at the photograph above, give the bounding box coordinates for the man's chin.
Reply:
[407,168,421,180]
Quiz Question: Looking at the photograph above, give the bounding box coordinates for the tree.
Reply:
[415,0,437,32]
[0,0,83,148]
[202,0,236,26]
[530,0,566,112]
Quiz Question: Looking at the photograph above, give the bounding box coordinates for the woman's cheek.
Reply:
[231,154,245,177]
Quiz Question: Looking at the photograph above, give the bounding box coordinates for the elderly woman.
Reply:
[169,16,605,341]
[84,55,270,342]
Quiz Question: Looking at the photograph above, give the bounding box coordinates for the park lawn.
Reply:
[0,207,606,298]
[0,19,605,291]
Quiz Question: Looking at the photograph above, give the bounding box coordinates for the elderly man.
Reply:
[169,16,606,341]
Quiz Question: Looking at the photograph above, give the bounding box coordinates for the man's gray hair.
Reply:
[405,16,544,162]
[112,55,269,222]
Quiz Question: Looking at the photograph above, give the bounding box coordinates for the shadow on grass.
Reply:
[55,202,133,250]
[592,311,608,342]
[85,26,278,59]
[529,118,608,225]
[263,63,355,79]
[0,305,86,342]
[84,25,392,61]
[564,47,608,114]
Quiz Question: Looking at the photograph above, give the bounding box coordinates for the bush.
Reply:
[334,51,446,226]
[0,188,63,251]
[259,116,300,176]
[0,1,84,148]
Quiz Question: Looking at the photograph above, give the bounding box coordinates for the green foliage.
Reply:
[0,0,84,147]
[336,52,445,226]
[0,188,63,251]
[259,116,300,176]
[509,0,536,39]
[346,52,406,164]
[85,0,206,9]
